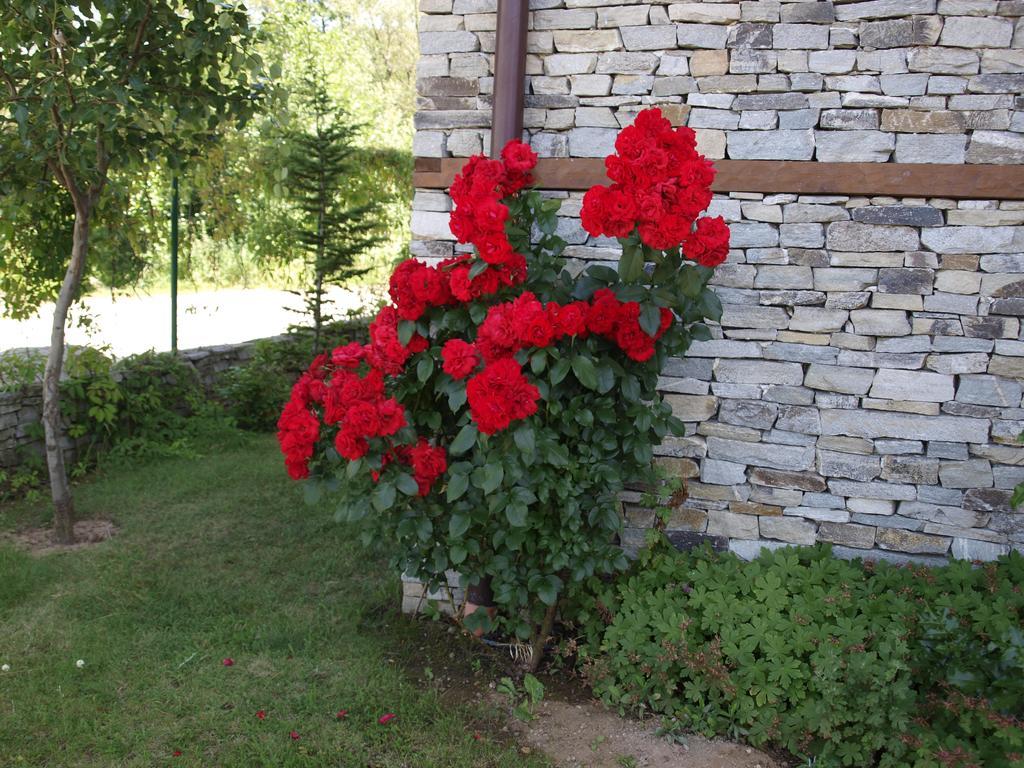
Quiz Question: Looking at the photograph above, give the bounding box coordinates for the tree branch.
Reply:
[119,3,154,85]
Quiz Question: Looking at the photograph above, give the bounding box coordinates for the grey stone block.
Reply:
[701,459,749,485]
[719,399,779,430]
[939,459,994,489]
[727,130,814,160]
[821,410,991,443]
[805,364,876,395]
[760,516,817,545]
[826,221,920,252]
[870,369,954,403]
[707,437,815,471]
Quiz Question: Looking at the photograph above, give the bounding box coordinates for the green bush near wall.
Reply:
[216,319,370,432]
[575,539,1024,768]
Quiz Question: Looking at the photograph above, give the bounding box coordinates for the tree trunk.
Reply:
[43,205,91,545]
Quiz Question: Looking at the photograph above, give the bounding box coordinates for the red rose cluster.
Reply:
[366,306,428,375]
[466,358,541,435]
[449,140,537,267]
[277,354,330,479]
[580,107,729,267]
[457,289,672,434]
[279,120,727,501]
[398,438,448,496]
[277,342,448,494]
[472,289,673,368]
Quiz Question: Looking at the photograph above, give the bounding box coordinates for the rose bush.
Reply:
[278,108,727,651]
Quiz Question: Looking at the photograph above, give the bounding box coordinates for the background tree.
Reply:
[286,72,383,351]
[0,1,265,543]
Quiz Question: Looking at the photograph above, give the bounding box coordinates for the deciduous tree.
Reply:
[0,1,264,542]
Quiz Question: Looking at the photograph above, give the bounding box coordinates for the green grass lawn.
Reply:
[0,431,548,767]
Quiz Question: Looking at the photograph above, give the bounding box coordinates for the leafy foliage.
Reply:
[218,320,370,432]
[575,540,1024,767]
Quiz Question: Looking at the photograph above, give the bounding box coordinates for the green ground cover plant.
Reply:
[0,431,548,767]
[575,539,1024,768]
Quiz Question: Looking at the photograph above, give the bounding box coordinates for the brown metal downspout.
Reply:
[463,0,529,616]
[490,0,529,156]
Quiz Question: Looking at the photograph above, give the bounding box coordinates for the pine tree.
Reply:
[287,74,381,352]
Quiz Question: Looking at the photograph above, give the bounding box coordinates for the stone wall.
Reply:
[411,0,1024,563]
[413,0,1023,165]
[0,339,268,469]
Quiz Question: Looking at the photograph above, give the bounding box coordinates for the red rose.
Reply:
[476,304,519,362]
[334,428,368,461]
[377,399,406,436]
[554,301,589,337]
[442,339,480,380]
[476,232,516,265]
[587,289,622,336]
[345,401,381,438]
[409,438,447,495]
[467,358,540,434]
[684,215,731,268]
[501,139,538,174]
[331,342,366,370]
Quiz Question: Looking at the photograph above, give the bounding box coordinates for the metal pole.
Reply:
[490,0,529,157]
[170,174,179,353]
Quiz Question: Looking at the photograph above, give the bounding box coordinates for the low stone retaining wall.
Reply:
[0,338,277,469]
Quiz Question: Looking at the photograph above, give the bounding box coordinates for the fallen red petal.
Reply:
[378,713,397,725]
[222,658,234,667]
[290,730,300,740]
[173,750,182,757]
[335,709,348,720]
[256,710,266,720]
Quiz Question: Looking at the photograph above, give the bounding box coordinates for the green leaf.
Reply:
[447,473,470,503]
[586,264,620,284]
[536,576,560,606]
[530,349,547,375]
[481,462,504,494]
[450,423,478,455]
[371,482,396,512]
[571,355,598,390]
[397,320,415,346]
[618,241,644,283]
[417,355,435,383]
[303,481,322,506]
[449,511,471,537]
[621,375,641,402]
[691,323,712,342]
[514,425,535,453]
[699,288,723,322]
[505,504,528,527]
[639,303,661,336]
[469,260,489,279]
[547,443,570,466]
[595,363,615,394]
[550,357,571,386]
[395,473,420,496]
[449,544,468,565]
[447,384,467,412]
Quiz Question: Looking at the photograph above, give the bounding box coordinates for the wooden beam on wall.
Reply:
[413,157,1024,200]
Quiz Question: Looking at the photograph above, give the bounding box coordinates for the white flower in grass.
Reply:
[76,659,85,668]
[1,664,9,672]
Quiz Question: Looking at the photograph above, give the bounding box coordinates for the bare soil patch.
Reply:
[511,697,785,768]
[5,518,118,555]
[397,618,789,768]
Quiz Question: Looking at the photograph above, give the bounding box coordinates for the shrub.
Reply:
[219,320,370,431]
[575,540,1024,768]
[276,110,726,653]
